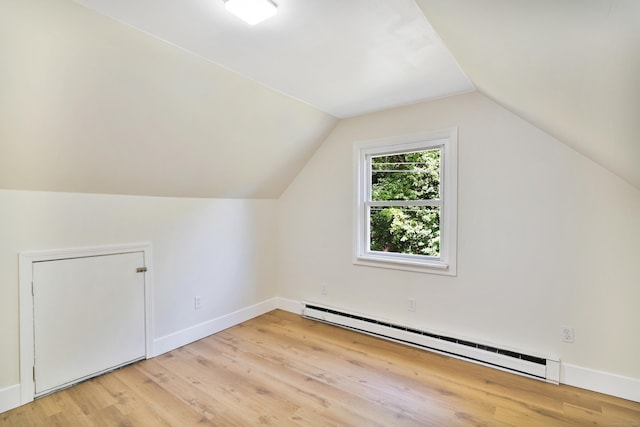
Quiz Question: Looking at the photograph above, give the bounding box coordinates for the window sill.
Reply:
[354,254,455,276]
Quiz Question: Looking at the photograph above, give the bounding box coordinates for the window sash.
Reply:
[364,205,442,260]
[354,128,457,275]
[364,146,444,260]
[365,200,441,207]
[365,146,444,203]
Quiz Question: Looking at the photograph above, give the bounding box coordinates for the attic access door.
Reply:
[32,251,146,397]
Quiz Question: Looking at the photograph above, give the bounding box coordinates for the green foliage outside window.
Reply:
[370,149,441,257]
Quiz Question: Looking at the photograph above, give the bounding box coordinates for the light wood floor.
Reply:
[2,310,639,426]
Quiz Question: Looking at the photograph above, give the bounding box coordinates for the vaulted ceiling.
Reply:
[416,0,640,190]
[1,0,638,198]
[71,0,475,118]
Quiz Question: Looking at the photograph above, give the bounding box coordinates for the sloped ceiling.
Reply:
[0,0,473,199]
[416,0,640,189]
[1,0,638,199]
[72,0,474,118]
[0,0,338,199]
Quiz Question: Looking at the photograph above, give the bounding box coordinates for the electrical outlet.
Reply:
[321,283,328,295]
[561,326,574,343]
[408,298,416,312]
[194,296,202,309]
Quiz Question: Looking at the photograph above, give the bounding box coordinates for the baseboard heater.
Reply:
[302,302,560,384]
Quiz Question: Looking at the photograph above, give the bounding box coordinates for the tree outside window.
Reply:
[355,129,457,275]
[369,149,441,257]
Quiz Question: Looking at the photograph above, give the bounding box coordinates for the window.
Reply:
[354,129,457,275]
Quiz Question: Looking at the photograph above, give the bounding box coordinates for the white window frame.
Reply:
[354,128,457,275]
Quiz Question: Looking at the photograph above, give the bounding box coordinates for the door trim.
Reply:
[18,243,154,406]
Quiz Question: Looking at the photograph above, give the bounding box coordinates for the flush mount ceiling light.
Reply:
[224,0,278,25]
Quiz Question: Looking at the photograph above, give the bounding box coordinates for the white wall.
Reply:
[277,92,640,390]
[1,91,638,410]
[0,190,277,393]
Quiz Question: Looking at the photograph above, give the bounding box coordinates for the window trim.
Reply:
[353,128,458,276]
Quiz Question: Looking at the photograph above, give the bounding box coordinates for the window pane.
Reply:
[371,149,440,201]
[369,205,440,257]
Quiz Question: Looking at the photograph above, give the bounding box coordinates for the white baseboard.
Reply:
[275,297,304,314]
[2,298,284,414]
[561,363,640,403]
[0,384,21,414]
[280,298,640,403]
[153,297,302,357]
[152,298,279,356]
[6,297,636,417]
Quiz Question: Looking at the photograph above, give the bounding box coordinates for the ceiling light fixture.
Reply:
[224,0,278,26]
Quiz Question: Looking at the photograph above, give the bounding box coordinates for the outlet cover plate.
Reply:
[561,326,574,343]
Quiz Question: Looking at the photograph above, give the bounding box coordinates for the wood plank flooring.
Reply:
[2,309,639,426]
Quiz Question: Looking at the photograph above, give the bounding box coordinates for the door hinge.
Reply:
[136,267,148,273]
[33,366,35,381]
[31,281,34,296]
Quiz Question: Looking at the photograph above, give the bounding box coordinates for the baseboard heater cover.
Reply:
[302,302,560,384]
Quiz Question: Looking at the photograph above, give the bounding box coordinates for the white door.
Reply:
[33,251,146,396]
